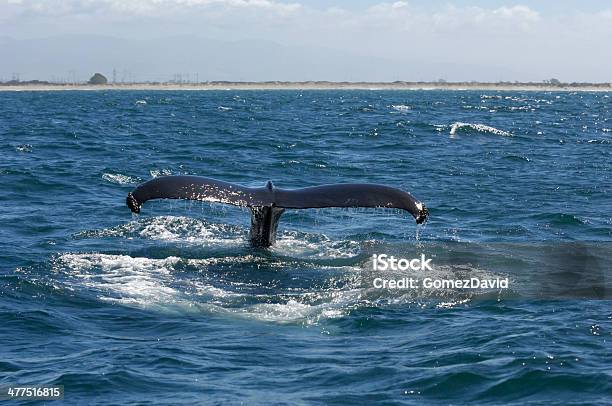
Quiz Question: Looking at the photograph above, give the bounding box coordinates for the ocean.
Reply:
[0,90,610,404]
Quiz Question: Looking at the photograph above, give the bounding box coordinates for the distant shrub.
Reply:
[88,73,108,85]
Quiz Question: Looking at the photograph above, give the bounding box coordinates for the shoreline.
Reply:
[1,82,611,92]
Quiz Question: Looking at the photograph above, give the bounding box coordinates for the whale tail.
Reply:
[126,175,428,247]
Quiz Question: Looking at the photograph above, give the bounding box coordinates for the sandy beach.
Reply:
[1,82,611,92]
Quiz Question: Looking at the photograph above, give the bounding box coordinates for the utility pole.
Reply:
[112,68,117,84]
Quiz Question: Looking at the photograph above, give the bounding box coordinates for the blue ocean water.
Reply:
[0,90,610,404]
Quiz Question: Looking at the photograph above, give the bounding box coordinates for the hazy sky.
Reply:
[1,0,611,82]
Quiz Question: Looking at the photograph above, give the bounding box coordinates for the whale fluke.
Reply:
[127,175,428,247]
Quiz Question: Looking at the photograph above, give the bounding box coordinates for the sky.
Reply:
[1,0,611,82]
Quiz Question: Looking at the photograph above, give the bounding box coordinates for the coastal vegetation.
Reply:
[1,78,610,90]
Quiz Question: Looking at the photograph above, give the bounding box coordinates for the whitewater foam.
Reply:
[51,251,363,324]
[54,253,181,305]
[272,231,361,259]
[49,244,510,325]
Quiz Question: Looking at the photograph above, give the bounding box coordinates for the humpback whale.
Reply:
[126,176,428,247]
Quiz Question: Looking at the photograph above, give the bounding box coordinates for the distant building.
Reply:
[88,73,108,85]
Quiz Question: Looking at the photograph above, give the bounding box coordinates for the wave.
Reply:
[531,212,587,226]
[480,94,503,100]
[15,144,33,152]
[391,104,411,112]
[449,122,511,137]
[502,154,531,162]
[586,139,611,144]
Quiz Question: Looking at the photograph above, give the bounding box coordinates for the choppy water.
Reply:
[0,90,610,404]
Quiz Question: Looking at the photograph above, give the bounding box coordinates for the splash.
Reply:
[137,216,244,245]
[102,172,140,185]
[149,168,173,178]
[414,223,424,248]
[78,215,245,246]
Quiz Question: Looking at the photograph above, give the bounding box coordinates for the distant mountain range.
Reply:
[0,34,527,83]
